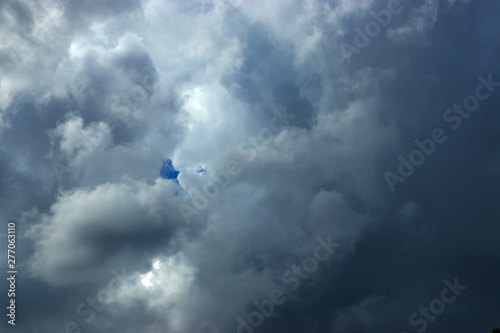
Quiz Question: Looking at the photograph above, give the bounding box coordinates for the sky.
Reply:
[0,0,500,332]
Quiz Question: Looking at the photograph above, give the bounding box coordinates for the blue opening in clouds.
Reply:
[160,158,180,184]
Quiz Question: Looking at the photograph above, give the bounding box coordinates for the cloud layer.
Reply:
[1,0,500,332]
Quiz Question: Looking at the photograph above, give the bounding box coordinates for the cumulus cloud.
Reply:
[0,0,499,332]
[27,178,183,285]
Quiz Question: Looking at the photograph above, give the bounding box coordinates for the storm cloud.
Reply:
[1,0,500,332]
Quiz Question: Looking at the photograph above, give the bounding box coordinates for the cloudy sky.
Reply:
[1,0,500,332]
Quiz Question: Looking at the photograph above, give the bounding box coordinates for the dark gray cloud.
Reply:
[0,0,499,332]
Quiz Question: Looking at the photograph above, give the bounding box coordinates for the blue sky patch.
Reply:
[160,158,180,183]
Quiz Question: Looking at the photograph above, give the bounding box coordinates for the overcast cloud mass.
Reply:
[1,0,500,332]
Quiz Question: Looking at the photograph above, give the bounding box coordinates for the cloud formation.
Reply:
[0,0,500,332]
